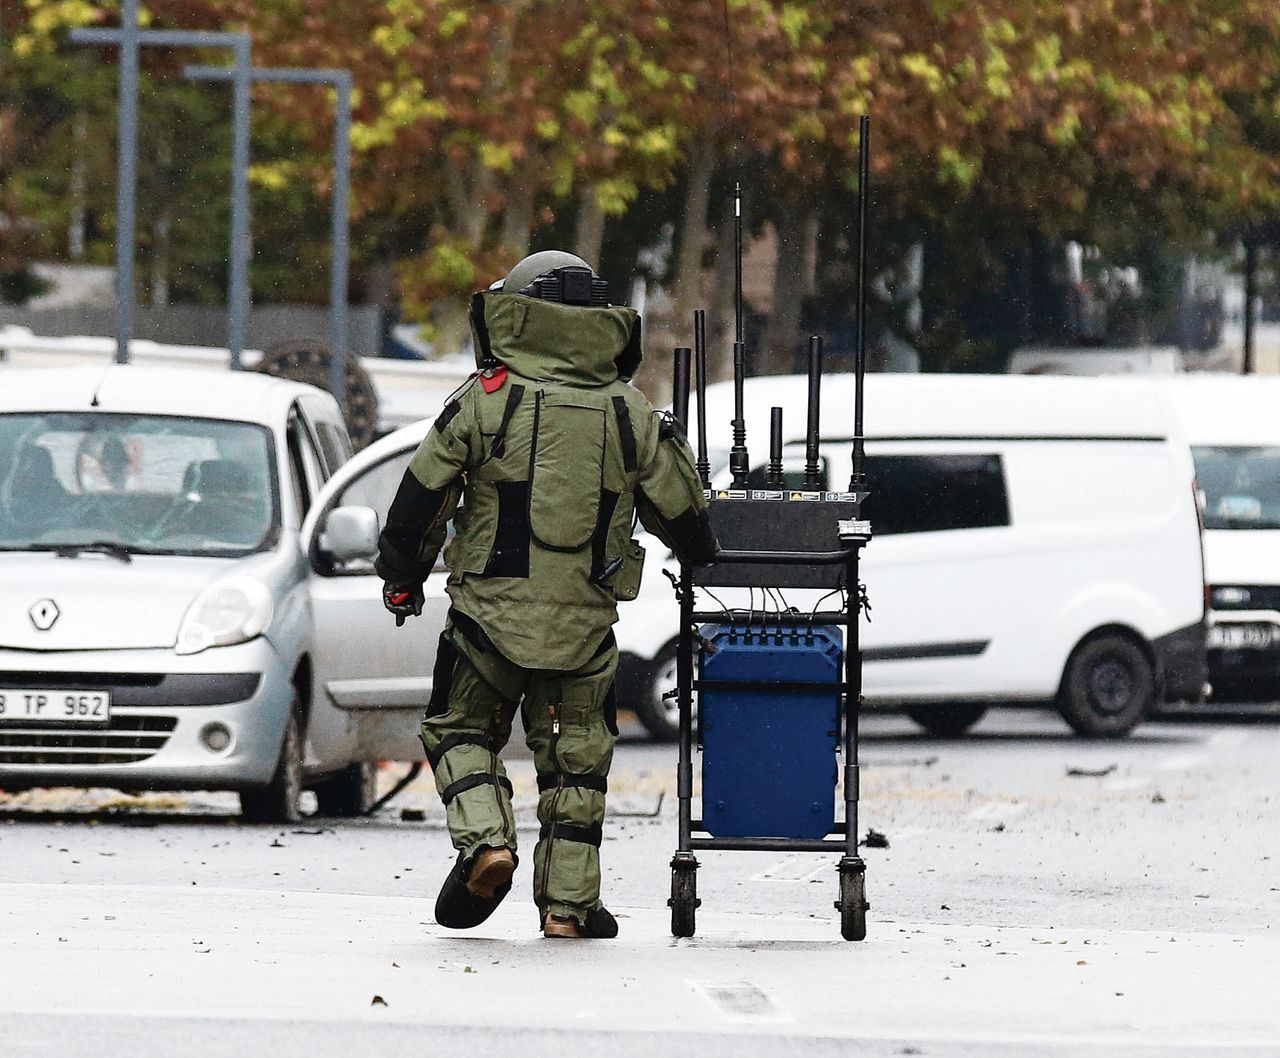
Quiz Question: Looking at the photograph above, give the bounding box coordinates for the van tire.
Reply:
[313,762,378,817]
[1057,635,1153,738]
[904,703,988,737]
[240,709,303,823]
[635,642,682,742]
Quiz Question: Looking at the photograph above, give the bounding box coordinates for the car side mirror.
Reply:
[320,505,380,562]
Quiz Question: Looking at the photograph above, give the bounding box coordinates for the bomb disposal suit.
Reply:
[376,253,717,938]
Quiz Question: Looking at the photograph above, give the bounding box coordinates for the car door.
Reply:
[301,434,448,762]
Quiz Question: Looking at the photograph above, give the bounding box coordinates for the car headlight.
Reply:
[175,576,274,655]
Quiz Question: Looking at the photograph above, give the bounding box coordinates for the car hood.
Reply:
[1203,529,1280,589]
[0,551,244,651]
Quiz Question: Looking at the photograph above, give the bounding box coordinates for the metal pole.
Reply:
[330,73,353,405]
[1244,237,1258,376]
[113,0,140,365]
[72,22,253,369]
[185,65,354,403]
[227,40,252,370]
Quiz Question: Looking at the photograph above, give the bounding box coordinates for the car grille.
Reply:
[1211,585,1280,612]
[0,715,177,766]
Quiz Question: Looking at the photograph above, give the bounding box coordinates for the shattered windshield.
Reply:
[1192,446,1280,530]
[0,413,279,557]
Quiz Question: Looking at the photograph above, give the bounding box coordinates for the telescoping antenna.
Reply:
[850,115,871,490]
[694,309,711,488]
[804,334,823,490]
[673,346,692,433]
[729,182,750,489]
[767,406,784,488]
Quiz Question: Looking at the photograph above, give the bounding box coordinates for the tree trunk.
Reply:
[500,159,536,261]
[673,134,717,320]
[574,186,606,268]
[150,129,173,307]
[762,206,807,374]
[68,111,87,259]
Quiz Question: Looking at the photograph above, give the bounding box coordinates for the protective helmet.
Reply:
[496,250,610,306]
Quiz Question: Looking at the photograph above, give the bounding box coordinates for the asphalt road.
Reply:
[2,707,1279,1056]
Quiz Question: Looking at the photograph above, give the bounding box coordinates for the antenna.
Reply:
[804,334,823,490]
[767,407,784,488]
[850,115,870,490]
[673,347,691,432]
[694,309,711,488]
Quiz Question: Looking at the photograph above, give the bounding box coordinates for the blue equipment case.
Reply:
[700,625,842,840]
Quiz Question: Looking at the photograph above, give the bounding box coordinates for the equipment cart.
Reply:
[665,116,875,942]
[666,474,872,941]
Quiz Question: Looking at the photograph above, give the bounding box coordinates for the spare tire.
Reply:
[255,338,380,450]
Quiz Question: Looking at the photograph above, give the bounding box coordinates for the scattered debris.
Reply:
[1077,960,1087,966]
[990,823,1006,833]
[269,838,285,848]
[370,995,387,1007]
[463,965,475,974]
[1066,765,1116,778]
[290,828,332,836]
[400,808,426,823]
[1151,792,1166,804]
[861,828,890,849]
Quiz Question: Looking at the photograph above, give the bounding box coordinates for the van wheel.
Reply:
[313,762,378,817]
[904,703,988,737]
[240,709,303,823]
[635,643,683,742]
[1058,635,1153,737]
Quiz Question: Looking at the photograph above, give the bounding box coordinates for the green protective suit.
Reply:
[376,290,717,926]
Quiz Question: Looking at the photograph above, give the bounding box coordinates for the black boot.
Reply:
[435,847,516,929]
[543,905,618,939]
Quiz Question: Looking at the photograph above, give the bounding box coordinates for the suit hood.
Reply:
[470,291,642,385]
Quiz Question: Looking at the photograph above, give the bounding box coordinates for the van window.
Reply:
[1192,446,1280,529]
[862,454,1009,536]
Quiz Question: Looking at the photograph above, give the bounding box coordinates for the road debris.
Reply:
[1066,765,1116,777]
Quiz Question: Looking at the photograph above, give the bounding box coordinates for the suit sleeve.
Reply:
[374,384,474,584]
[635,411,719,566]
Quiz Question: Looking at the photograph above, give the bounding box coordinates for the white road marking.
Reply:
[751,857,828,881]
[690,980,790,1023]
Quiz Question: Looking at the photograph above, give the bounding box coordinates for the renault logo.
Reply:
[29,599,60,631]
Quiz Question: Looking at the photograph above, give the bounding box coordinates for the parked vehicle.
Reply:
[1161,375,1280,701]
[616,373,1208,739]
[0,365,421,821]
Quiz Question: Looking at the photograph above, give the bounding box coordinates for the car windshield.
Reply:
[1192,445,1280,530]
[0,413,278,556]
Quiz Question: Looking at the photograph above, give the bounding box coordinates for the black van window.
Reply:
[862,454,1009,535]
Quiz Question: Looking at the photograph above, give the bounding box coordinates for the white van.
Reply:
[1161,375,1280,701]
[616,374,1207,738]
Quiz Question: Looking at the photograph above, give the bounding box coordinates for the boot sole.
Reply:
[542,918,585,939]
[466,854,515,900]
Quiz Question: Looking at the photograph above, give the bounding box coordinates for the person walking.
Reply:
[376,251,717,938]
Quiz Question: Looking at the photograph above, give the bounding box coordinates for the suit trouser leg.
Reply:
[523,642,619,924]
[420,629,523,863]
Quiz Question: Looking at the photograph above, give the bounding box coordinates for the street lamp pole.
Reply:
[70,7,251,367]
[185,65,353,404]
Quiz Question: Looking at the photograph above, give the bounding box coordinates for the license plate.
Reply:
[0,689,112,725]
[1207,624,1280,651]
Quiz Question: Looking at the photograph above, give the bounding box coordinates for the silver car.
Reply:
[0,365,435,821]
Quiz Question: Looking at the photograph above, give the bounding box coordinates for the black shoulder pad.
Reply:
[434,400,462,433]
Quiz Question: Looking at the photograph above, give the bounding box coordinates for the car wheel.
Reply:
[1057,634,1154,738]
[634,642,685,742]
[240,708,303,823]
[313,762,378,817]
[904,703,988,737]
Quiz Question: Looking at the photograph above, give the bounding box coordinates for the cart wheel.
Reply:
[669,862,700,938]
[836,861,868,942]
